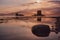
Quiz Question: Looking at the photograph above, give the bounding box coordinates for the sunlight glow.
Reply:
[36,0,41,3]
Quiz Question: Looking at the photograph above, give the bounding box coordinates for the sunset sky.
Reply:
[0,0,60,13]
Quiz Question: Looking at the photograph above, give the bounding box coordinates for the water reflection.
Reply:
[0,17,60,40]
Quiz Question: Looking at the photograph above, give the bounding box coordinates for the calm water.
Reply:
[0,19,60,40]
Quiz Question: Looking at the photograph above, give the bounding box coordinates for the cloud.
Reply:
[0,0,60,13]
[0,0,35,6]
[0,0,60,6]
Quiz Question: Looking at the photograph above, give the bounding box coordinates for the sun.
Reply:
[36,0,41,3]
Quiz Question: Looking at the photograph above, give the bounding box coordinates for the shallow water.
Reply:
[0,20,60,40]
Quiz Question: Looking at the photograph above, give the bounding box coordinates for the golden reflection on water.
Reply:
[0,18,59,40]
